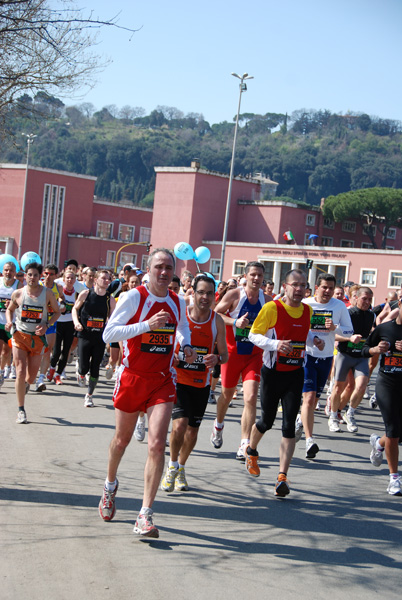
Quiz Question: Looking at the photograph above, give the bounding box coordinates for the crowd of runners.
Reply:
[1,249,401,539]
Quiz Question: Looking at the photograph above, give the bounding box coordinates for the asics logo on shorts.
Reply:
[149,345,167,353]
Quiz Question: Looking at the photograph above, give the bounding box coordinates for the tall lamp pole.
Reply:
[219,72,253,278]
[19,133,37,260]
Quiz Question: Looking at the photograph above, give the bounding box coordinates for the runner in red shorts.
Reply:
[211,261,272,460]
[98,248,196,539]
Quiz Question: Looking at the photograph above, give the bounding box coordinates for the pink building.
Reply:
[0,164,152,271]
[151,165,402,305]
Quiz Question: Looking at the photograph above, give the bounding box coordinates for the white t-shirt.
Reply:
[304,296,354,358]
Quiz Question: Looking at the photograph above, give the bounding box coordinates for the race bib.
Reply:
[177,345,208,371]
[141,323,176,354]
[64,300,74,314]
[311,309,332,331]
[347,338,366,354]
[278,341,306,367]
[383,352,402,373]
[235,324,251,344]
[21,304,43,323]
[86,317,105,330]
[0,297,8,313]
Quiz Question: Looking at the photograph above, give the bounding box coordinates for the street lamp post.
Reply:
[219,72,253,278]
[18,133,37,260]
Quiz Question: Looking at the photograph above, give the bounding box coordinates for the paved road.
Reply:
[1,367,401,600]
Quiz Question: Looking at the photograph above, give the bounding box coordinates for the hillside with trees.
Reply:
[1,94,402,208]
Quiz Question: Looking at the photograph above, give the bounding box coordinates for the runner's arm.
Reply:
[72,289,90,330]
[103,290,149,343]
[249,302,281,350]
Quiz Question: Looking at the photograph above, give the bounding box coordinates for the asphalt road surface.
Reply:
[1,366,401,600]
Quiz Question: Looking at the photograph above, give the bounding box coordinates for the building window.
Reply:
[361,269,377,286]
[389,271,402,288]
[119,224,135,242]
[306,214,316,226]
[323,217,334,229]
[139,227,151,243]
[39,184,65,265]
[342,221,356,233]
[106,251,116,269]
[341,239,354,248]
[97,221,113,239]
[321,237,333,247]
[361,242,374,249]
[210,259,221,278]
[39,184,51,260]
[261,261,274,280]
[53,187,65,266]
[387,228,397,240]
[233,261,246,276]
[335,265,347,285]
[363,224,377,237]
[279,262,292,284]
[141,255,148,271]
[120,252,137,267]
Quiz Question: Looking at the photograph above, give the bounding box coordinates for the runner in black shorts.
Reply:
[362,303,402,496]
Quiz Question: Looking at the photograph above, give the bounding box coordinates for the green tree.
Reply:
[322,188,402,248]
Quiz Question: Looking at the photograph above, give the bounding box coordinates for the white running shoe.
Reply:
[161,466,178,492]
[236,444,247,462]
[328,416,341,432]
[35,375,46,392]
[84,394,94,407]
[387,476,402,496]
[105,365,114,380]
[210,421,224,448]
[133,510,159,538]
[370,434,383,467]
[4,365,10,379]
[134,418,146,442]
[315,400,321,410]
[77,373,86,387]
[16,410,27,424]
[369,393,377,409]
[10,365,16,379]
[306,438,319,459]
[344,411,358,433]
[295,414,303,443]
[363,390,369,399]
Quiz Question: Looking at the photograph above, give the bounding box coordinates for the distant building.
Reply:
[0,164,152,270]
[151,164,402,303]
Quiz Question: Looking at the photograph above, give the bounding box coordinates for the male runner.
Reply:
[245,269,324,495]
[36,264,65,391]
[296,273,353,458]
[161,275,228,492]
[72,270,116,406]
[211,261,271,460]
[99,248,196,538]
[5,263,60,423]
[328,286,376,433]
[0,261,22,385]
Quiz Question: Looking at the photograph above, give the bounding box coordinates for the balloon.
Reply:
[174,242,194,261]
[20,251,41,270]
[194,246,211,264]
[0,254,20,273]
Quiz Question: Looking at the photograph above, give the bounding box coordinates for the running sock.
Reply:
[215,419,224,429]
[241,438,250,446]
[105,479,117,491]
[376,439,385,452]
[140,506,152,515]
[178,463,185,469]
[18,406,25,412]
[88,376,98,395]
[247,446,258,456]
[347,407,355,416]
[169,460,179,469]
[390,473,399,480]
[306,437,314,445]
[330,411,338,419]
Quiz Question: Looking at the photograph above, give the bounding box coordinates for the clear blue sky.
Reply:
[72,0,402,124]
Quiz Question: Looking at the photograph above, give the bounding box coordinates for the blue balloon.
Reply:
[202,271,217,290]
[0,254,20,273]
[20,251,42,270]
[194,246,211,264]
[174,242,194,261]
